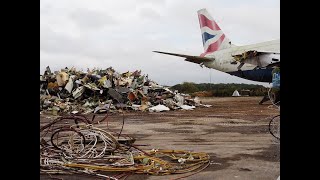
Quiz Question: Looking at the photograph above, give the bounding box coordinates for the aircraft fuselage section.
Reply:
[202,40,280,82]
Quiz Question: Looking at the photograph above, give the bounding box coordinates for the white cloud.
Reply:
[70,8,115,30]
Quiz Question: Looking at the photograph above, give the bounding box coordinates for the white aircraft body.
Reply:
[154,9,280,83]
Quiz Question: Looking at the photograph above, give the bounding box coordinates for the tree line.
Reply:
[170,82,267,97]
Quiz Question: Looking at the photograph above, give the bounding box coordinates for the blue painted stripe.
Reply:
[202,32,216,45]
[227,68,273,83]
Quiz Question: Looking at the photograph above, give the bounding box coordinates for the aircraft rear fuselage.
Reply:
[203,39,280,82]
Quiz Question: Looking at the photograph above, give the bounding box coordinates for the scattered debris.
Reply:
[40,66,210,115]
[180,105,196,110]
[239,167,252,171]
[149,104,170,112]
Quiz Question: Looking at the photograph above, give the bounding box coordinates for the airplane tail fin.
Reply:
[198,8,232,56]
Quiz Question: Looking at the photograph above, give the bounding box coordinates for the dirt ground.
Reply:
[40,97,280,180]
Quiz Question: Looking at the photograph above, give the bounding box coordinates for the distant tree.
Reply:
[178,82,199,93]
[171,83,267,97]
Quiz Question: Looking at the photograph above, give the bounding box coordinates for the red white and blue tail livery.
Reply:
[198,9,231,56]
[154,8,280,83]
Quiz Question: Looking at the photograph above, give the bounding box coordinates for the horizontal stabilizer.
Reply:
[153,51,213,64]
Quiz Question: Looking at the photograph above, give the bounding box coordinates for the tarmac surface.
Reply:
[40,96,280,180]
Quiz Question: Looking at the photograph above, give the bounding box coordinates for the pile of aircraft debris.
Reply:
[40,66,211,115]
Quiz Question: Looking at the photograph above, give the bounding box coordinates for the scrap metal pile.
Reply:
[40,114,210,179]
[40,66,211,115]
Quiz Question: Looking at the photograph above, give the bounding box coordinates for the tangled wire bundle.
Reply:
[40,113,210,179]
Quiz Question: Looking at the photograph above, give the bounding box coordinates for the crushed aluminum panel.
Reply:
[98,76,107,86]
[136,75,145,85]
[148,104,170,112]
[131,79,138,89]
[83,101,99,108]
[163,88,173,94]
[72,86,85,99]
[40,75,46,82]
[75,80,82,85]
[142,86,149,95]
[113,72,120,79]
[84,83,100,91]
[65,75,76,93]
[163,98,176,109]
[94,104,110,114]
[118,77,133,86]
[174,94,184,106]
[179,105,195,110]
[136,90,147,98]
[98,76,112,88]
[131,104,141,111]
[121,71,131,78]
[150,82,163,89]
[105,79,112,88]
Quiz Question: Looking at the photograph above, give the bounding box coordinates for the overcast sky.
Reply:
[40,0,279,86]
